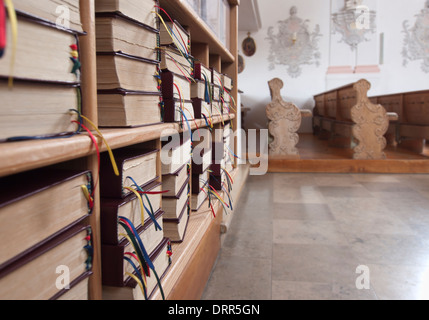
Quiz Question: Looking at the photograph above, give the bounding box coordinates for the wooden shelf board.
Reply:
[0,114,235,178]
[158,0,235,63]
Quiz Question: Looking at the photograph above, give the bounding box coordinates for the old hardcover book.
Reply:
[95,0,159,30]
[159,45,193,78]
[0,11,81,83]
[211,100,223,117]
[0,78,80,141]
[192,128,212,175]
[101,226,165,287]
[210,141,225,177]
[96,52,159,92]
[212,84,223,101]
[192,98,212,119]
[161,71,191,101]
[191,79,206,100]
[100,148,159,199]
[162,177,190,220]
[95,12,159,61]
[211,67,223,88]
[13,0,83,33]
[101,236,169,295]
[191,180,209,211]
[163,200,189,242]
[0,223,93,300]
[0,169,93,267]
[102,237,171,300]
[162,164,189,197]
[159,20,190,53]
[53,272,92,300]
[162,99,195,123]
[191,170,210,195]
[100,179,163,245]
[193,62,212,82]
[97,89,162,128]
[221,73,233,91]
[161,133,192,174]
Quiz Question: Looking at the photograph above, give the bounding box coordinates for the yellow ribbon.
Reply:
[123,186,146,228]
[119,232,147,289]
[79,114,120,177]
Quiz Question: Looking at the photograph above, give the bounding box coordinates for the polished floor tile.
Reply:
[202,173,429,300]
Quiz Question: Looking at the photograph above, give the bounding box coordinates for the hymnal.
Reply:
[161,70,192,101]
[221,73,233,91]
[0,223,92,300]
[163,200,189,242]
[95,12,159,61]
[162,98,195,123]
[96,52,159,92]
[191,180,209,212]
[191,170,210,195]
[161,133,192,174]
[100,180,163,245]
[0,78,80,141]
[192,98,212,120]
[102,237,171,300]
[100,148,159,199]
[193,62,212,82]
[192,147,212,175]
[13,0,83,33]
[211,67,223,88]
[212,84,223,101]
[162,164,189,197]
[97,89,162,128]
[191,79,206,100]
[103,209,165,271]
[0,169,93,267]
[52,272,92,300]
[95,0,159,31]
[160,45,193,78]
[210,141,225,177]
[162,177,190,220]
[0,11,81,83]
[159,20,190,53]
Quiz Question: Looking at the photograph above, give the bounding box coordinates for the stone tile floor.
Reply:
[201,173,429,300]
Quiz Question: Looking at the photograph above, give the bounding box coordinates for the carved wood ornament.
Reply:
[266,78,302,157]
[351,79,389,159]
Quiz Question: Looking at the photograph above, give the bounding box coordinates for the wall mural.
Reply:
[266,6,322,78]
[402,0,429,73]
[331,0,377,51]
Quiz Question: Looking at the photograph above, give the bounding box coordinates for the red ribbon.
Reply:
[0,0,6,57]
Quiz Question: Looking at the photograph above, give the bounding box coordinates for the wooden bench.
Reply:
[369,89,429,153]
[266,78,312,158]
[312,79,397,160]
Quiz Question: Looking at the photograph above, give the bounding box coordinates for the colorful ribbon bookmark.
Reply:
[0,0,6,58]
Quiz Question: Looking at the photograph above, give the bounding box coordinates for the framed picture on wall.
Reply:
[242,32,256,57]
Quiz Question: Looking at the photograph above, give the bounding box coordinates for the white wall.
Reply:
[238,0,429,133]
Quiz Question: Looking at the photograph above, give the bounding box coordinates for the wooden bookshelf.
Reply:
[0,0,241,300]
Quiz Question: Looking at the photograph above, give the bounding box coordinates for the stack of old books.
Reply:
[190,129,212,211]
[161,133,192,243]
[95,0,162,128]
[211,67,224,117]
[99,144,172,300]
[159,17,195,123]
[0,167,94,300]
[221,73,234,115]
[193,62,213,120]
[0,0,95,300]
[0,0,84,142]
